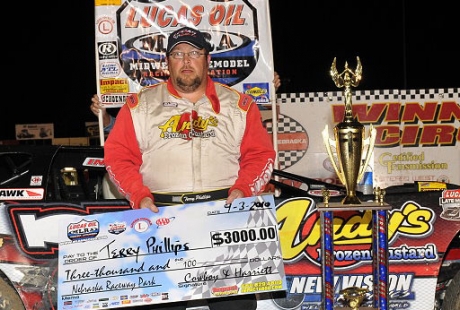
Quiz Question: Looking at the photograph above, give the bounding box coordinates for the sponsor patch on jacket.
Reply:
[126,93,139,109]
[238,94,252,111]
[163,101,178,107]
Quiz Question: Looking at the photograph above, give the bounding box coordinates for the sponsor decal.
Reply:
[154,217,174,228]
[241,280,283,294]
[212,285,239,296]
[266,114,309,170]
[440,189,460,220]
[108,222,127,235]
[162,101,178,107]
[0,188,44,200]
[83,157,105,167]
[243,82,270,103]
[98,41,117,60]
[379,151,448,175]
[100,62,120,78]
[417,181,447,191]
[277,197,436,268]
[281,273,416,307]
[132,217,152,233]
[96,15,116,35]
[158,112,218,140]
[6,203,131,258]
[100,93,130,106]
[30,175,43,186]
[100,79,130,96]
[332,101,459,148]
[67,219,100,241]
[117,2,258,87]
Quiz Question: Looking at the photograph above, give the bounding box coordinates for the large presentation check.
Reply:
[57,195,285,309]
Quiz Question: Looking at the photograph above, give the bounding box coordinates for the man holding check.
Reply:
[104,26,276,310]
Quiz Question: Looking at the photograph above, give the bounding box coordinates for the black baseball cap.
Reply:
[166,27,211,54]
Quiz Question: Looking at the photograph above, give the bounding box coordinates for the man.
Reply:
[104,26,276,310]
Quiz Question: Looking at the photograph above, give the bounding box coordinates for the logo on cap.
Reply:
[167,27,210,53]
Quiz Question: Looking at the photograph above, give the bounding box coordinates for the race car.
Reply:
[0,144,459,310]
[0,145,132,309]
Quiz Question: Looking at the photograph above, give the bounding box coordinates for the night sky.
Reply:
[3,0,458,141]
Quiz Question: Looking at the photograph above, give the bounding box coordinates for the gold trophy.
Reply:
[322,57,376,204]
[340,287,369,309]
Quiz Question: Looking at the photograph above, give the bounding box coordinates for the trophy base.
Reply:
[341,195,362,205]
[317,201,391,212]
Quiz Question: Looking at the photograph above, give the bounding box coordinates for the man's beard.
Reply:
[176,76,202,93]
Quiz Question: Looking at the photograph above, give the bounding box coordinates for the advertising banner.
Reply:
[268,88,460,189]
[15,123,54,140]
[94,0,276,108]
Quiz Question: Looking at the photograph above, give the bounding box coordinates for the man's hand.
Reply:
[273,71,281,92]
[226,189,244,205]
[139,197,159,213]
[90,94,112,127]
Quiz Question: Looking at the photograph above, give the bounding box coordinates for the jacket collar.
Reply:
[166,76,220,114]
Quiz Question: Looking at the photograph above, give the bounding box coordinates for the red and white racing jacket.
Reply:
[104,77,276,208]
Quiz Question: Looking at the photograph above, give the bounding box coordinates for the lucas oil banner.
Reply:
[94,0,276,107]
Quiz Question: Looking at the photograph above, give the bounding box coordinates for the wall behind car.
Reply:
[3,0,458,142]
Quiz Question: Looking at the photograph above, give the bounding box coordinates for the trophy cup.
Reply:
[322,57,376,205]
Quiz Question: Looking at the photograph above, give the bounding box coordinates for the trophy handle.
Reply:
[322,125,345,185]
[357,124,377,182]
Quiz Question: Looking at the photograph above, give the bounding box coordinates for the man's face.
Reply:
[167,43,209,93]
